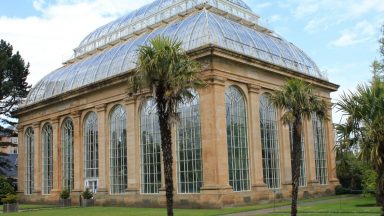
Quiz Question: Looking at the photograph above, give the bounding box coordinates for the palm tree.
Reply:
[270,78,327,216]
[130,36,204,216]
[336,77,384,210]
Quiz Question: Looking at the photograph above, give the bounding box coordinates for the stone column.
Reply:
[280,122,292,186]
[51,118,60,195]
[325,101,338,183]
[72,111,83,193]
[305,118,318,185]
[199,76,231,192]
[17,126,25,194]
[96,104,108,193]
[125,97,140,192]
[247,84,268,190]
[32,122,42,194]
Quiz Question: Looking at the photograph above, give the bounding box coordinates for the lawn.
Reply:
[0,195,380,216]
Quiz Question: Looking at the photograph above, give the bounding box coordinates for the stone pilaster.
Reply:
[124,97,140,192]
[305,118,318,185]
[72,111,83,193]
[325,101,338,183]
[247,84,268,190]
[32,122,42,194]
[96,104,108,193]
[199,76,231,192]
[280,119,292,186]
[17,126,25,194]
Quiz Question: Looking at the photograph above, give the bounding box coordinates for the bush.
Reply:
[335,185,350,195]
[1,194,17,204]
[0,176,15,203]
[363,169,377,194]
[82,188,93,199]
[60,189,70,199]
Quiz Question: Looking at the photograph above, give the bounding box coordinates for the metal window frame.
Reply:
[42,123,53,195]
[176,91,203,194]
[25,127,34,195]
[312,113,328,185]
[225,86,250,191]
[139,98,161,194]
[260,93,281,189]
[62,118,74,190]
[109,105,128,194]
[84,112,99,182]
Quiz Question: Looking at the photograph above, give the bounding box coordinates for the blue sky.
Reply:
[1,0,383,123]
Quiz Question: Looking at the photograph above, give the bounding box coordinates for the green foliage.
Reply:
[0,176,15,198]
[60,189,70,199]
[336,152,365,191]
[363,169,377,194]
[270,78,328,216]
[1,193,17,204]
[82,188,93,199]
[0,39,30,128]
[131,36,205,216]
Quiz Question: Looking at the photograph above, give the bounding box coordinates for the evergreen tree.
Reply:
[0,39,30,132]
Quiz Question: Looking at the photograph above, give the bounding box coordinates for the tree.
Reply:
[270,78,327,216]
[336,78,384,206]
[335,25,384,213]
[0,39,30,132]
[130,36,204,216]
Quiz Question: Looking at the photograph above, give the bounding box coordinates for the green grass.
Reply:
[259,195,381,216]
[0,195,380,216]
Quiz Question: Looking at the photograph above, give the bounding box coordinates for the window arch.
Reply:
[140,98,161,194]
[312,113,327,185]
[25,127,34,195]
[42,123,53,194]
[225,86,250,191]
[289,125,307,187]
[176,91,203,193]
[259,93,280,189]
[109,105,127,194]
[62,118,74,190]
[84,112,99,180]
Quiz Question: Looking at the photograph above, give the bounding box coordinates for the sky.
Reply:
[1,0,383,123]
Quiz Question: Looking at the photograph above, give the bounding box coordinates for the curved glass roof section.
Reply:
[25,11,324,106]
[76,0,255,56]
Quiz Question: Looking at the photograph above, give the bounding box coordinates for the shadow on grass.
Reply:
[355,204,378,207]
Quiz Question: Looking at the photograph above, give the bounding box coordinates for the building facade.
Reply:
[15,0,339,208]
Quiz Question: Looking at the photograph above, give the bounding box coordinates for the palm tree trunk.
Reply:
[156,88,174,216]
[291,119,302,216]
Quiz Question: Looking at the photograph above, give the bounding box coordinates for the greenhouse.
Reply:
[15,0,339,207]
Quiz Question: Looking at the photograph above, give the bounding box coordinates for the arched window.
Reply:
[109,105,127,194]
[84,112,99,191]
[140,98,161,194]
[42,123,53,194]
[62,118,74,190]
[225,86,250,191]
[259,93,280,189]
[312,113,327,185]
[25,127,34,195]
[289,125,307,187]
[176,91,202,193]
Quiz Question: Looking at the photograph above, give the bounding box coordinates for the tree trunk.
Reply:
[156,88,174,216]
[290,118,302,216]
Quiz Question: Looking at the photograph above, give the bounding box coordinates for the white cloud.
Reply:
[0,0,151,86]
[330,20,376,47]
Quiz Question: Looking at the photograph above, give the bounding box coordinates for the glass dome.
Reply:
[78,0,252,50]
[24,1,325,106]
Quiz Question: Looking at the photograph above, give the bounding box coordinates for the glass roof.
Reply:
[75,0,258,57]
[25,10,325,106]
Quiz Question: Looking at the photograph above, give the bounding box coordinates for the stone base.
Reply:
[3,203,19,213]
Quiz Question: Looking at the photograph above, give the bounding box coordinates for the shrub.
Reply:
[60,189,71,199]
[1,194,17,204]
[335,185,350,195]
[0,176,15,203]
[362,169,377,194]
[82,188,93,199]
